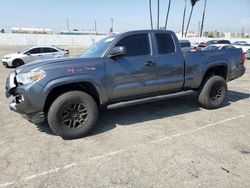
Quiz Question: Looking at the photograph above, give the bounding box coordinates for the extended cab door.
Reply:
[154,32,185,92]
[106,33,158,101]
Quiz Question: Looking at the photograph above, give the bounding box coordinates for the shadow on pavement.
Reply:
[35,90,249,138]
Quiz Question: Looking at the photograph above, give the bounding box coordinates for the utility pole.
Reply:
[198,21,201,37]
[241,27,245,38]
[94,20,97,34]
[110,17,114,33]
[200,0,207,37]
[66,18,70,31]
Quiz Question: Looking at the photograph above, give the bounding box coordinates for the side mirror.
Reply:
[26,52,31,56]
[108,46,126,58]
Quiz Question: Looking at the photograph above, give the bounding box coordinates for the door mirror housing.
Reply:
[26,52,31,56]
[108,46,126,58]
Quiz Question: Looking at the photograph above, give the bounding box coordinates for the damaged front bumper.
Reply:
[5,71,45,124]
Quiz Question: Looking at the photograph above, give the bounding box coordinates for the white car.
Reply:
[232,43,250,53]
[232,41,248,45]
[179,40,191,52]
[2,46,69,68]
[202,44,235,51]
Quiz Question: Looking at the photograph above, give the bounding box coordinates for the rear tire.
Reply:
[198,76,227,109]
[47,91,98,139]
[13,59,24,68]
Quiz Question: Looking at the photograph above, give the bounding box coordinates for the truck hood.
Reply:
[15,56,99,74]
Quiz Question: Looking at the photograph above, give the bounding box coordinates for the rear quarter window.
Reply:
[42,48,58,53]
[155,33,175,54]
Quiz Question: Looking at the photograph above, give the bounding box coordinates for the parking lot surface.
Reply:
[0,46,250,188]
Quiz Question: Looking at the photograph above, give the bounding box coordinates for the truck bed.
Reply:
[183,48,244,89]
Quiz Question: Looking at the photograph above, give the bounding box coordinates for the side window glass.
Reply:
[156,33,175,54]
[43,48,58,53]
[116,34,150,57]
[28,48,41,54]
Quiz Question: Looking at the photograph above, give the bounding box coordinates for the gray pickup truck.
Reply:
[5,30,245,139]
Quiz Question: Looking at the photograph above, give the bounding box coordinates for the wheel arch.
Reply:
[43,81,102,114]
[201,62,229,86]
[12,58,25,67]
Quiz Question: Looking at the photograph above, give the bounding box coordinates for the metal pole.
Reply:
[111,17,114,32]
[66,18,70,31]
[198,21,201,37]
[94,20,97,34]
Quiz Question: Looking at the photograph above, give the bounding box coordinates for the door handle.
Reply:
[144,61,155,67]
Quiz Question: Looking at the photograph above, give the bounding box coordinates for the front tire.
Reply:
[198,76,227,109]
[12,59,24,68]
[47,91,98,139]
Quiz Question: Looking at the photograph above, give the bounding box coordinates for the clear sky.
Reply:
[0,0,250,33]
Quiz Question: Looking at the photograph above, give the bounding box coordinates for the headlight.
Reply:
[4,57,11,59]
[16,69,46,85]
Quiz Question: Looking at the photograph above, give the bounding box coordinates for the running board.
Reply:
[108,90,196,109]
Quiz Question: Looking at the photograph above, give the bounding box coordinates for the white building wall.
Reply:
[0,33,106,47]
[0,33,250,47]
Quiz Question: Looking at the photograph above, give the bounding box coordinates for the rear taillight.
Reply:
[241,53,246,63]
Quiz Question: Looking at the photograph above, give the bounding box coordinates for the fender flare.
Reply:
[42,75,107,105]
[201,60,230,80]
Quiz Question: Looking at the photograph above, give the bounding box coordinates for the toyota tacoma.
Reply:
[5,30,246,139]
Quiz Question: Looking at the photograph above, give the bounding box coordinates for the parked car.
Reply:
[2,46,69,68]
[5,30,245,139]
[232,41,248,45]
[246,49,250,60]
[207,40,231,45]
[202,44,236,51]
[197,40,231,51]
[179,40,191,52]
[196,42,207,51]
[233,43,250,53]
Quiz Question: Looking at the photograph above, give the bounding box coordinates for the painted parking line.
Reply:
[0,113,249,187]
[150,113,250,143]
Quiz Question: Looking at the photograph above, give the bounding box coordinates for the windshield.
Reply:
[241,43,250,46]
[18,48,30,54]
[218,40,231,44]
[81,36,116,58]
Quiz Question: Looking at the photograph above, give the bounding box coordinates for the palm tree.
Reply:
[164,0,172,29]
[185,0,199,37]
[149,0,153,29]
[157,0,160,29]
[181,0,187,37]
[200,0,207,37]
